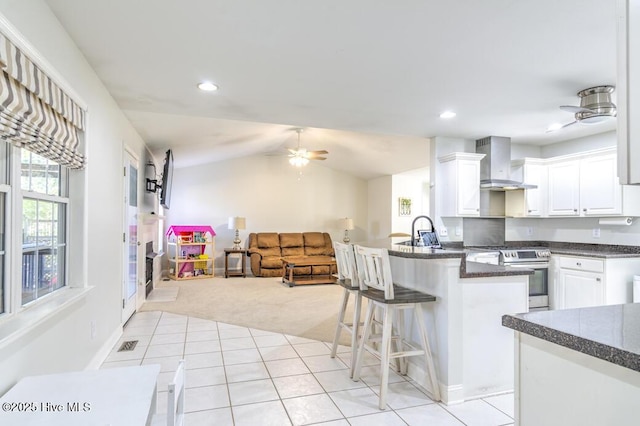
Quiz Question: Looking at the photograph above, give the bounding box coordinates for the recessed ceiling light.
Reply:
[547,123,563,132]
[439,111,456,119]
[197,82,218,92]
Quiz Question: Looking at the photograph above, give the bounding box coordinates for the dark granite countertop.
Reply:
[502,304,640,372]
[507,241,640,259]
[356,239,532,278]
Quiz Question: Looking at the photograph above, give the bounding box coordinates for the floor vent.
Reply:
[117,340,138,352]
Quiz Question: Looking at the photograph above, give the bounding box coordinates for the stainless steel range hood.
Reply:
[476,136,537,191]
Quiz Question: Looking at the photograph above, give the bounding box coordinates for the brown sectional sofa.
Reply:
[248,232,336,277]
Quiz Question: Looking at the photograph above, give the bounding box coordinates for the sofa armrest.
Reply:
[249,251,263,276]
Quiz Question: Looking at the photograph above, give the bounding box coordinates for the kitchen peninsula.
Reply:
[363,239,531,404]
[503,304,640,425]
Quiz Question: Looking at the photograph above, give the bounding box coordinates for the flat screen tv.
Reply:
[159,149,173,209]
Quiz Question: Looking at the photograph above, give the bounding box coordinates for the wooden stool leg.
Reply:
[353,300,375,382]
[349,292,362,378]
[330,288,351,358]
[415,304,440,401]
[379,305,394,410]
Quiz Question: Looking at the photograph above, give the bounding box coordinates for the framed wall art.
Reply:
[399,197,412,216]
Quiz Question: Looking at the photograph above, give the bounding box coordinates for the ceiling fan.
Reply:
[551,85,617,131]
[287,129,328,167]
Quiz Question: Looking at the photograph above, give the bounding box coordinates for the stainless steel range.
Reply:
[499,248,551,311]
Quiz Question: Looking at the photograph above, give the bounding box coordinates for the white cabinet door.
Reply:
[522,162,545,216]
[438,153,483,217]
[547,161,580,216]
[457,159,481,216]
[557,269,605,310]
[579,153,622,215]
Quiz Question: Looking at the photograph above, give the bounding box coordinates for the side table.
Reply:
[224,248,248,278]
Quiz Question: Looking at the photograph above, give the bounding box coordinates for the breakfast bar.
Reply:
[502,304,640,425]
[362,239,531,404]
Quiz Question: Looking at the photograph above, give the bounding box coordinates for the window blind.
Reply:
[0,32,86,169]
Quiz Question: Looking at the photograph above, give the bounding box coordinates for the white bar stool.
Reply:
[352,244,440,410]
[330,241,363,377]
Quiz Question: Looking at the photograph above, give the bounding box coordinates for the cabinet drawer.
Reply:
[557,256,604,273]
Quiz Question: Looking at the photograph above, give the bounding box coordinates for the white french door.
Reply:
[122,151,139,323]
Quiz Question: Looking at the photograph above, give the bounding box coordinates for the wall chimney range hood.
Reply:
[476,136,537,191]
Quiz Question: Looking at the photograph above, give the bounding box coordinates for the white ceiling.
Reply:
[44,0,618,179]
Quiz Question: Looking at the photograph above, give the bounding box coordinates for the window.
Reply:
[0,143,8,314]
[20,150,68,305]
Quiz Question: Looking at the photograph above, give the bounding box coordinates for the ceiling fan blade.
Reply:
[546,121,577,133]
[287,148,298,155]
[311,156,327,161]
[560,105,592,113]
[307,150,328,155]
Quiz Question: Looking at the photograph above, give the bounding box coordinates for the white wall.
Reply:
[392,167,430,237]
[540,131,616,158]
[367,175,392,240]
[0,1,149,393]
[165,155,368,272]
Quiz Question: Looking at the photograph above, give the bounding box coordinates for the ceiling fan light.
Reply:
[289,156,309,167]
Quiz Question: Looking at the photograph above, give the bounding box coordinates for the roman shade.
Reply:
[0,32,86,169]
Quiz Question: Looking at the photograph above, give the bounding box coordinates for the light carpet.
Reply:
[140,276,359,344]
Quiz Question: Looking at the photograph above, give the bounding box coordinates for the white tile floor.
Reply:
[102,311,515,425]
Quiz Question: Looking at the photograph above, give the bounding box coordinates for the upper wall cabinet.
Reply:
[547,160,581,216]
[546,148,640,217]
[617,0,640,184]
[505,158,547,217]
[438,153,484,217]
[579,153,622,216]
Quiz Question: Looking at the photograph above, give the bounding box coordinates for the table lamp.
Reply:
[228,216,246,250]
[340,217,354,243]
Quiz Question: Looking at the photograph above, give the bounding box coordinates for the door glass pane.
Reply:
[127,163,137,299]
[0,193,4,313]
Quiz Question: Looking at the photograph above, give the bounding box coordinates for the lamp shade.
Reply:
[340,217,354,230]
[228,216,246,230]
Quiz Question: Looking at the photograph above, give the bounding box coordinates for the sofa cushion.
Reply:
[303,232,325,247]
[257,233,280,248]
[305,232,329,256]
[254,246,281,258]
[282,246,304,257]
[280,233,304,248]
[261,256,284,269]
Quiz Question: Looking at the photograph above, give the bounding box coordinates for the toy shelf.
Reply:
[166,225,216,280]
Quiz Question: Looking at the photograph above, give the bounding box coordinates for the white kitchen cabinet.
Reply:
[579,153,622,216]
[438,152,484,217]
[547,160,580,216]
[505,158,546,217]
[552,254,640,310]
[616,0,640,184]
[557,268,605,310]
[546,148,640,217]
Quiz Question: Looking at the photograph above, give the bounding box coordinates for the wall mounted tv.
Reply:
[159,149,173,209]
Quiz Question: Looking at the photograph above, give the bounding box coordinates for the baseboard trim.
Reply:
[85,326,123,370]
[407,362,465,405]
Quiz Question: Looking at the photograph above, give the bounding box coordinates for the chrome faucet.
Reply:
[411,215,435,246]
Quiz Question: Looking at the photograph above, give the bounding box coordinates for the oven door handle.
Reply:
[504,263,548,269]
